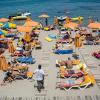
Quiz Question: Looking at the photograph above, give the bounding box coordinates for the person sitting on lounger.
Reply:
[2,70,14,84]
[66,57,73,69]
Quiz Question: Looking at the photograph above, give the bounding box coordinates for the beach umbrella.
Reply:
[74,33,82,48]
[88,22,100,29]
[23,32,31,42]
[39,14,50,26]
[0,18,9,22]
[2,23,16,29]
[17,26,33,32]
[24,20,39,27]
[0,49,8,70]
[8,40,15,54]
[64,22,78,29]
[39,14,50,18]
[0,29,8,35]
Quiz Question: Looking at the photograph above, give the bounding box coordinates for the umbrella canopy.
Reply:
[39,14,50,18]
[88,22,100,29]
[0,29,8,35]
[24,20,39,27]
[0,18,9,22]
[39,14,50,26]
[64,22,78,29]
[17,26,33,32]
[2,23,16,29]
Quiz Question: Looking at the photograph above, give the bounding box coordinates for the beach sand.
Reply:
[0,30,100,99]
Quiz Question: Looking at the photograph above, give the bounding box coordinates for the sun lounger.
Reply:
[57,70,84,78]
[56,59,80,67]
[56,74,95,90]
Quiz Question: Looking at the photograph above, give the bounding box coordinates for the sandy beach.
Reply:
[0,29,100,100]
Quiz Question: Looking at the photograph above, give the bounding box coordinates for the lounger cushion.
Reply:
[45,37,53,42]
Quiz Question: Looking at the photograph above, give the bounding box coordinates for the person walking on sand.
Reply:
[34,64,44,92]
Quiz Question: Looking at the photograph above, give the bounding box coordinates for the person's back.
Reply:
[34,65,44,92]
[67,57,73,68]
[35,69,44,81]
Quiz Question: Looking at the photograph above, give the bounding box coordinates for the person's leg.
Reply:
[42,80,44,88]
[3,76,8,83]
[37,81,41,92]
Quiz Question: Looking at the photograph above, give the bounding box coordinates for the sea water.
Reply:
[0,0,100,25]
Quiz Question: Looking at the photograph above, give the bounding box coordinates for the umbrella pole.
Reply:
[45,18,48,26]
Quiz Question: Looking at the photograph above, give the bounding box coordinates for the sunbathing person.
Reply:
[58,65,84,78]
[56,74,95,90]
[66,57,73,69]
[2,70,14,84]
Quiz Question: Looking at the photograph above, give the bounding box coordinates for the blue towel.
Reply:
[17,56,36,64]
[55,49,73,54]
[48,34,56,39]
[5,34,15,37]
[66,79,75,85]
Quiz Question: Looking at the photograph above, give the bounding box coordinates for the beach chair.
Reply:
[56,74,95,91]
[57,70,84,78]
[56,59,80,67]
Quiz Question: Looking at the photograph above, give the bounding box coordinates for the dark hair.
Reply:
[68,57,71,60]
[38,64,41,69]
[8,62,11,65]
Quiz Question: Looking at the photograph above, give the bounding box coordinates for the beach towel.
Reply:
[48,34,56,39]
[65,79,75,85]
[55,49,73,54]
[17,56,36,64]
[5,34,15,37]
